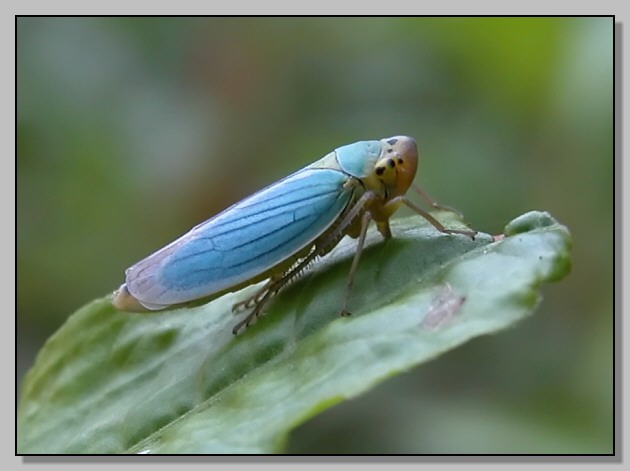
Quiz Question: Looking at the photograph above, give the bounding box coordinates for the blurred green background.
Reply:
[17,17,613,454]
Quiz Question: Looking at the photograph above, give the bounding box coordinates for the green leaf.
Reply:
[17,211,571,454]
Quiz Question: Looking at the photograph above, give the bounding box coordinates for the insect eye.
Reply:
[387,158,396,168]
[375,166,385,176]
[397,158,403,164]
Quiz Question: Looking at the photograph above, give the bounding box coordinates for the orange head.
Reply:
[374,136,419,198]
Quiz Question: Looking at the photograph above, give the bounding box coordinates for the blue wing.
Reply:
[124,167,353,308]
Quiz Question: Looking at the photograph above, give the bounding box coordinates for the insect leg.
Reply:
[232,258,311,334]
[231,251,320,334]
[340,211,372,316]
[231,278,275,313]
[411,184,465,218]
[393,196,476,239]
[232,288,275,334]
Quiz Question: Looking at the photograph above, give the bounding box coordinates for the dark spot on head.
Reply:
[387,149,393,153]
[397,158,403,164]
[375,166,385,176]
[387,158,395,168]
[387,138,398,145]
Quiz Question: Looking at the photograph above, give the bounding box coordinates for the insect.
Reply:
[112,136,476,334]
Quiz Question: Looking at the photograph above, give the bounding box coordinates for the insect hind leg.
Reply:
[231,264,301,334]
[231,279,273,313]
[231,246,324,334]
[231,279,286,335]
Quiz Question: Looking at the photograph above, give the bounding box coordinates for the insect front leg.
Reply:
[412,184,465,219]
[394,196,477,239]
